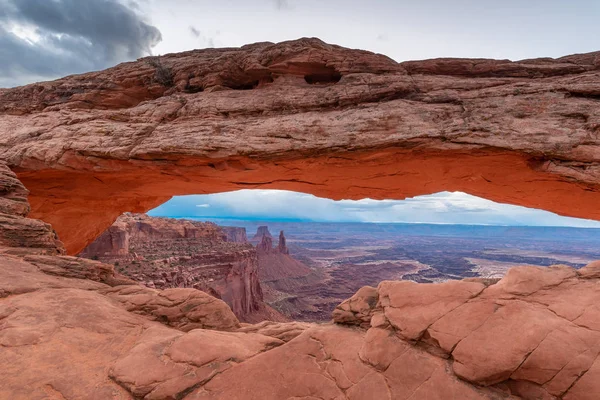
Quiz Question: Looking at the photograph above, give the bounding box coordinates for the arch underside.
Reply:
[17,146,600,255]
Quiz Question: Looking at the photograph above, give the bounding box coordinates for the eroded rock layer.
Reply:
[79,213,274,322]
[0,38,598,253]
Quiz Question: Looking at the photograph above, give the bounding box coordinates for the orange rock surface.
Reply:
[2,38,600,399]
[0,38,597,253]
[0,160,599,398]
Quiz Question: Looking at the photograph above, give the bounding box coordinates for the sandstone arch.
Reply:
[1,38,599,254]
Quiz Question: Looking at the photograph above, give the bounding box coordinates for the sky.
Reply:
[148,190,600,228]
[1,0,599,87]
[3,1,599,226]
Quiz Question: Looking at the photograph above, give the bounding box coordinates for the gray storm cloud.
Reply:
[0,0,161,87]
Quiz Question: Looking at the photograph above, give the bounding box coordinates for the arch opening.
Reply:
[16,147,600,257]
[78,189,600,322]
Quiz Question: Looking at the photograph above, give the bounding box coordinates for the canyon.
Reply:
[79,213,285,323]
[1,38,600,399]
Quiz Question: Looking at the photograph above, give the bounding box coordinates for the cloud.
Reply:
[273,0,291,10]
[189,26,200,38]
[147,190,600,228]
[187,25,216,48]
[0,0,161,87]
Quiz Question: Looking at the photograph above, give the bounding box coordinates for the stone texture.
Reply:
[0,39,598,254]
[333,261,600,398]
[332,285,379,328]
[1,39,600,400]
[100,285,241,332]
[236,320,312,342]
[0,162,64,255]
[220,226,248,243]
[80,213,270,322]
[3,234,600,399]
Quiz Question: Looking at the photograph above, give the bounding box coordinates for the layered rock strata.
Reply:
[80,213,267,321]
[0,39,599,253]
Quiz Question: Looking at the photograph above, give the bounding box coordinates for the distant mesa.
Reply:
[252,226,273,241]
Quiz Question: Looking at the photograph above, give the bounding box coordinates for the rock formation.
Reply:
[253,228,323,319]
[252,226,273,241]
[277,230,289,254]
[2,38,600,399]
[0,39,599,254]
[331,264,600,399]
[1,163,600,398]
[79,213,283,322]
[256,229,311,281]
[0,163,65,255]
[220,226,248,243]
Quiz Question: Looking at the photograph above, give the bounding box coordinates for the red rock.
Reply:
[0,40,597,254]
[252,226,273,241]
[1,39,600,400]
[236,320,312,342]
[0,162,64,255]
[256,234,274,253]
[221,226,248,243]
[377,280,485,340]
[332,285,379,328]
[80,213,269,322]
[277,230,289,254]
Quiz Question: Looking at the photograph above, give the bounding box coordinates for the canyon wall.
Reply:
[0,38,598,253]
[221,226,248,243]
[80,213,266,321]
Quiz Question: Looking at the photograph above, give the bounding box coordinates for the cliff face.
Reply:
[256,230,311,282]
[0,163,65,256]
[80,213,265,321]
[221,226,248,243]
[252,226,273,241]
[0,39,599,254]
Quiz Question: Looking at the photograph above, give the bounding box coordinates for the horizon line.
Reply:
[151,215,600,229]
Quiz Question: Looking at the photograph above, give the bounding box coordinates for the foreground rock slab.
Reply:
[334,263,600,399]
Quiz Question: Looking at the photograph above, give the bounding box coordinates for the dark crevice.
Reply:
[228,80,260,90]
[564,91,600,101]
[184,84,204,94]
[304,68,342,85]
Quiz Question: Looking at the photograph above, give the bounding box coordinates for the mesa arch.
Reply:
[1,38,599,254]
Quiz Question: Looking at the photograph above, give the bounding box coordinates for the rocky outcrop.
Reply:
[221,226,248,243]
[0,162,64,255]
[333,263,600,399]
[252,226,272,241]
[0,39,599,254]
[254,228,319,320]
[2,39,600,399]
[256,230,312,282]
[80,213,268,322]
[256,234,273,253]
[79,212,227,258]
[277,230,289,254]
